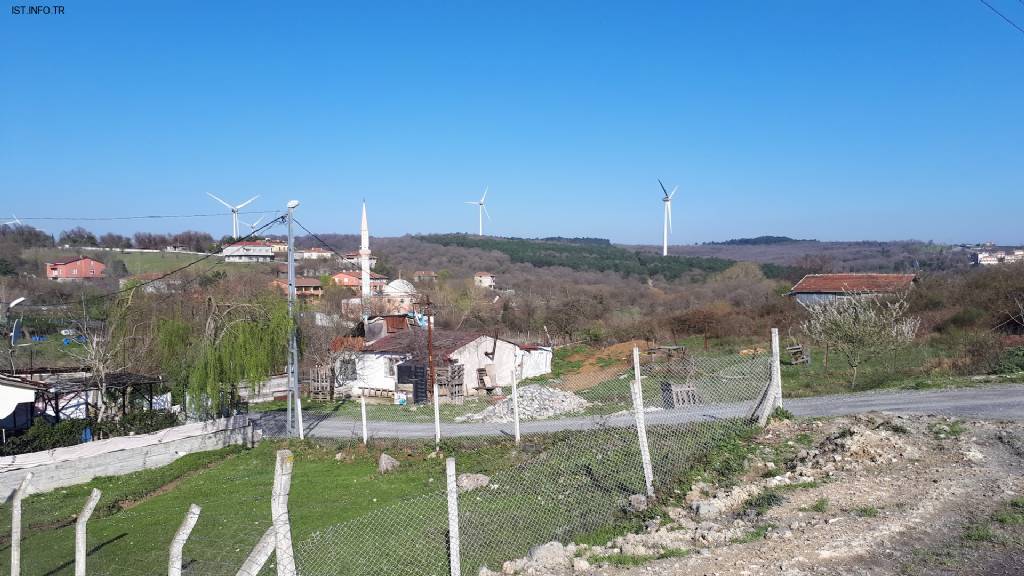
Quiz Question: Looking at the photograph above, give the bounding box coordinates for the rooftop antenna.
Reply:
[658,179,678,257]
[464,186,490,235]
[206,193,259,239]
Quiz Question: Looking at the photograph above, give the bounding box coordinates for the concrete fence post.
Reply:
[360,394,368,445]
[433,381,442,449]
[770,327,783,410]
[168,503,201,576]
[235,526,276,576]
[631,347,655,498]
[272,450,297,576]
[511,370,521,445]
[10,473,32,576]
[445,457,461,576]
[75,488,102,576]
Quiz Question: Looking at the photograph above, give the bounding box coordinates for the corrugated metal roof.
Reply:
[790,273,916,294]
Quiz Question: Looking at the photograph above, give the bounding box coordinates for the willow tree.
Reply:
[158,296,289,417]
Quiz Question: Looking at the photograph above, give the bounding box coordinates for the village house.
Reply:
[787,273,917,306]
[336,327,552,400]
[271,277,324,298]
[119,273,184,294]
[332,270,388,294]
[222,241,274,263]
[413,270,437,283]
[974,249,1024,266]
[341,251,378,269]
[268,240,289,255]
[474,271,496,289]
[45,256,106,281]
[297,247,334,260]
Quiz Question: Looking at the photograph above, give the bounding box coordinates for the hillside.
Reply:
[630,239,972,273]
[415,234,736,281]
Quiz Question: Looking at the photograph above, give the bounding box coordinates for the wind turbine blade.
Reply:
[464,201,478,205]
[658,179,669,197]
[207,193,234,209]
[252,216,264,227]
[481,186,489,203]
[236,195,259,210]
[483,204,491,221]
[669,186,678,199]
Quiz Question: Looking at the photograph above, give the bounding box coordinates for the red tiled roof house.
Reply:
[45,256,106,281]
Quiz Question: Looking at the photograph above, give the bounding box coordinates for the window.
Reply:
[72,268,78,275]
[89,268,95,275]
[387,357,402,377]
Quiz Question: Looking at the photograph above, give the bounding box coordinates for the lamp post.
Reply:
[6,297,28,374]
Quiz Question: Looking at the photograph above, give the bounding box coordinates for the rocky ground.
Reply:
[455,385,590,423]
[485,412,1024,575]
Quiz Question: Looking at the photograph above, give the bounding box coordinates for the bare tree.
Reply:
[802,292,920,387]
[64,292,153,421]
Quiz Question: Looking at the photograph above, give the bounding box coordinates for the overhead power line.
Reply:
[977,0,1024,36]
[291,219,353,263]
[11,211,281,222]
[69,214,285,305]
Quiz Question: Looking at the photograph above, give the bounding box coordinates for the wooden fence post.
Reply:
[75,488,101,576]
[272,450,297,576]
[445,457,461,576]
[235,526,276,576]
[10,473,32,576]
[631,346,655,497]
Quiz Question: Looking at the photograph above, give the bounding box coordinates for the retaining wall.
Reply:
[0,416,252,499]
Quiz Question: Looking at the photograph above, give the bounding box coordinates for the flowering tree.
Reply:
[802,292,920,387]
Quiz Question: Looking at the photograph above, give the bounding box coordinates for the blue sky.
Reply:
[2,1,1022,245]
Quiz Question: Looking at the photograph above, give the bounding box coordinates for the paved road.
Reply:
[254,384,1024,440]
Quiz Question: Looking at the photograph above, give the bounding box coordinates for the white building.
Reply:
[337,329,552,399]
[974,250,1024,266]
[383,278,418,314]
[474,272,496,289]
[222,241,274,262]
[297,247,334,260]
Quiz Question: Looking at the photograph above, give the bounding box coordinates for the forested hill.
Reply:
[417,234,738,281]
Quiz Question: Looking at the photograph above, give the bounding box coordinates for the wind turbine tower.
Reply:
[658,179,677,257]
[207,193,260,238]
[465,187,490,235]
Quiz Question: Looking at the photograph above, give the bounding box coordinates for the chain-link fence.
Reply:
[5,334,780,576]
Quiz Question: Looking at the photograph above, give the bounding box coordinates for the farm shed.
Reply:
[0,374,43,433]
[787,273,916,306]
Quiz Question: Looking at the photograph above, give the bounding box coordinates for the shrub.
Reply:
[993,347,1024,374]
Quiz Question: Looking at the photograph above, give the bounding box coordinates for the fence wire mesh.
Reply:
[6,344,774,576]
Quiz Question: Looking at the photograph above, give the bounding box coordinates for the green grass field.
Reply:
[0,420,758,576]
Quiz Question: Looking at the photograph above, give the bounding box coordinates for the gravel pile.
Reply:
[455,385,589,423]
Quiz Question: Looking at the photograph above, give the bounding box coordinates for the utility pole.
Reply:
[286,201,304,438]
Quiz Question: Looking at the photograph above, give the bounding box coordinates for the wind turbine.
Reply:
[658,179,677,257]
[238,216,264,235]
[207,193,259,238]
[464,187,490,235]
[2,215,22,226]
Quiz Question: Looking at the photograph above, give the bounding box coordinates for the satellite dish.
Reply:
[10,318,22,346]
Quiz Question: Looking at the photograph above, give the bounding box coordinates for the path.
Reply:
[253,384,1024,440]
